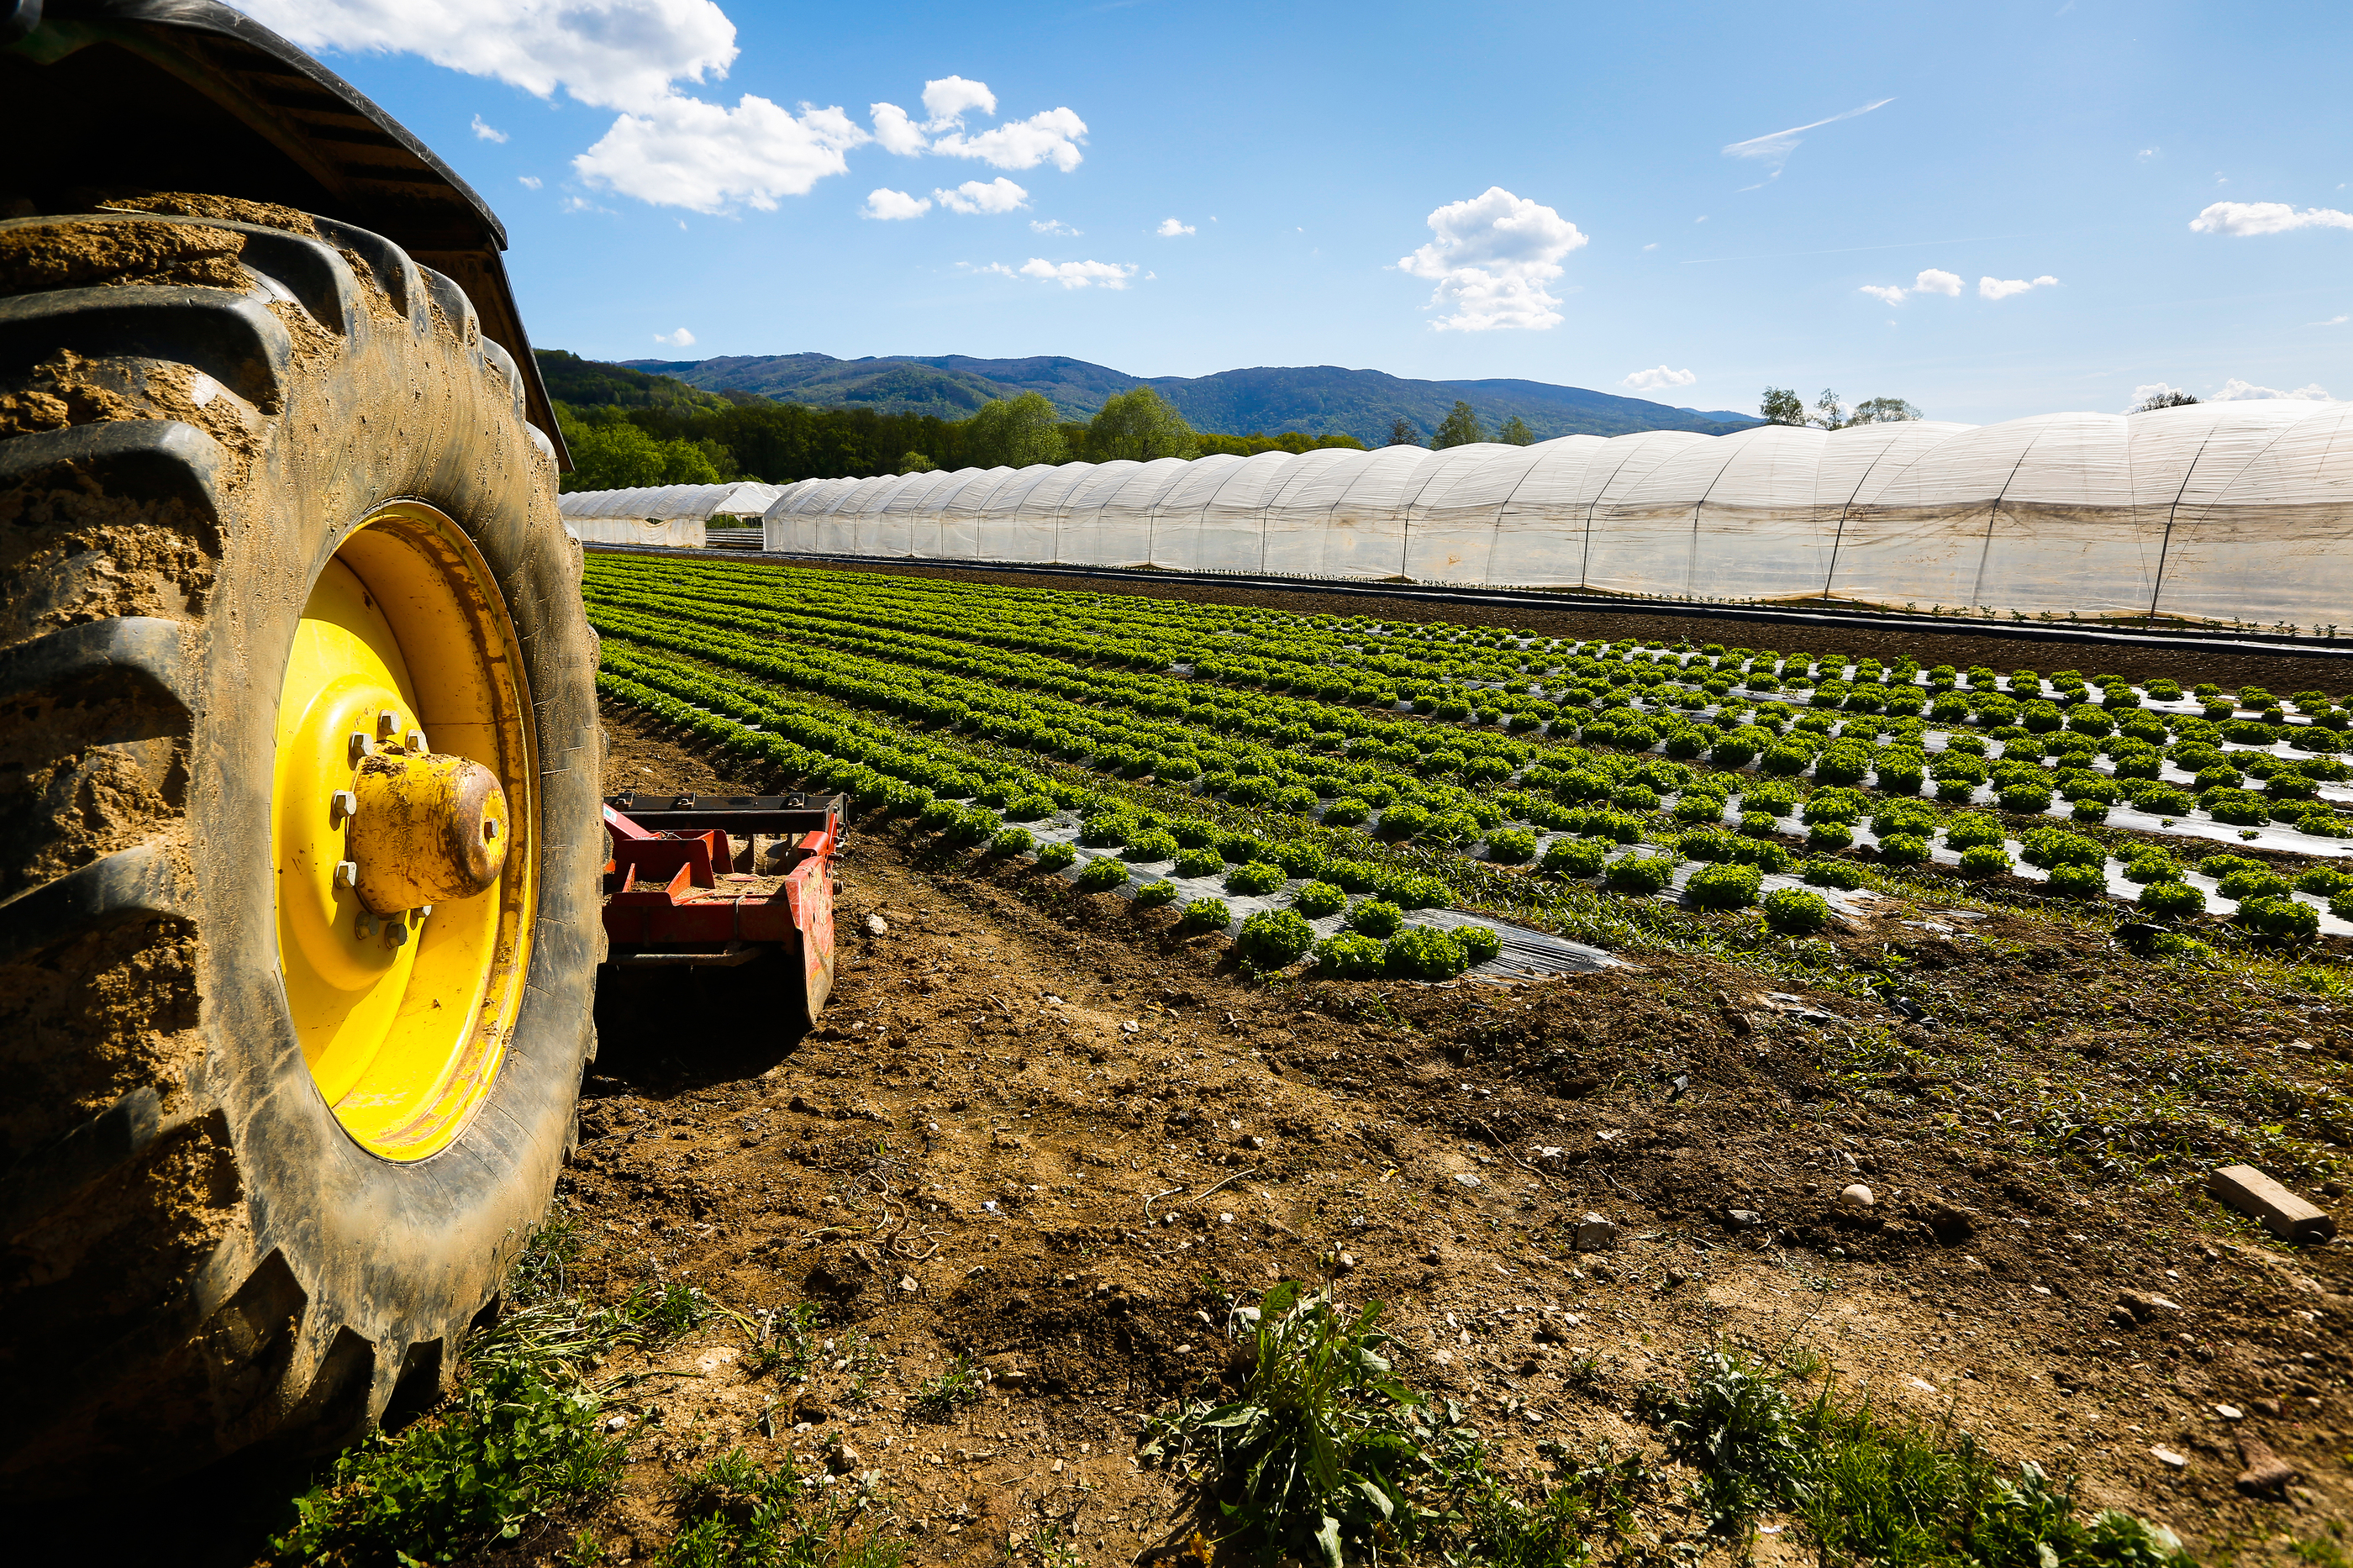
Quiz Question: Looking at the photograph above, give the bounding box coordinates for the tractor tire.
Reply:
[0,203,602,1495]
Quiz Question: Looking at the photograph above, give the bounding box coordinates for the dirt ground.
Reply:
[771,556,2353,697]
[520,702,2353,1566]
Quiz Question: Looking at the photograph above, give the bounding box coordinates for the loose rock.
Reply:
[863,914,888,937]
[1573,1213,1621,1251]
[1838,1184,1876,1210]
[2235,1437,2298,1496]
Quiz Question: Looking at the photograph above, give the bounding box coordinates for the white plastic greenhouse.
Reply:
[559,481,784,547]
[760,402,2353,624]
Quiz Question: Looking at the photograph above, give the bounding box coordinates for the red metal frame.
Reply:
[599,797,841,1014]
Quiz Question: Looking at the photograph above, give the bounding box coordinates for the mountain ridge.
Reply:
[614,350,1760,441]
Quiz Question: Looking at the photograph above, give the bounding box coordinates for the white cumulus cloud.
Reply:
[2126,381,2187,412]
[2191,201,2353,236]
[575,96,868,213]
[861,187,930,220]
[652,327,696,347]
[1398,187,1587,332]
[934,177,1029,215]
[919,76,997,129]
[1621,366,1698,395]
[1156,218,1195,237]
[870,102,928,155]
[1980,274,2058,300]
[870,82,1085,171]
[235,0,739,113]
[1030,218,1080,236]
[931,108,1088,172]
[1018,258,1135,290]
[241,1,908,214]
[471,113,508,142]
[1856,267,1960,305]
[2214,378,2331,401]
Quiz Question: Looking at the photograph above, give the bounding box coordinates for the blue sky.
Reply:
[240,1,2352,424]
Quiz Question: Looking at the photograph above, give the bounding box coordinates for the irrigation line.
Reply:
[584,542,2351,662]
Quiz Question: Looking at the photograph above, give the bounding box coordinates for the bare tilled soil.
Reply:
[534,704,2353,1565]
[770,555,2353,695]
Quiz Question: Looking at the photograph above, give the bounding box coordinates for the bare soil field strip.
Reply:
[587,545,2353,693]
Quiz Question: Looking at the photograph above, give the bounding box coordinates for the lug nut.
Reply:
[417,904,434,919]
[330,790,359,823]
[376,711,397,739]
[406,729,427,752]
[386,920,409,947]
[355,911,378,938]
[347,731,371,766]
[334,860,359,888]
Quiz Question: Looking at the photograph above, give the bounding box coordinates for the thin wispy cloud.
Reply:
[1721,97,1893,188]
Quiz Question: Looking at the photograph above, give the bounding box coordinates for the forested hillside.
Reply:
[619,351,1757,441]
[543,345,1756,494]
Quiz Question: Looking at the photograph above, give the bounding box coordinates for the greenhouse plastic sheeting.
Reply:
[761,402,2353,621]
[559,481,785,521]
[564,514,707,547]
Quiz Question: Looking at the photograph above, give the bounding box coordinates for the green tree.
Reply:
[898,451,939,472]
[555,406,725,492]
[2135,389,2199,413]
[1086,386,1202,461]
[1847,396,1922,424]
[1431,400,1486,449]
[1497,414,1535,446]
[1760,387,1806,425]
[1196,430,1369,457]
[962,391,1069,468]
[1386,417,1421,447]
[1811,388,1846,430]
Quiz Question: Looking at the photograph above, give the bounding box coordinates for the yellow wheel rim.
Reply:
[271,503,539,1160]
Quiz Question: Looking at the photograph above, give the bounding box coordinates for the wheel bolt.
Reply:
[334,860,359,888]
[406,729,427,752]
[330,790,359,823]
[348,731,371,766]
[376,710,397,739]
[386,921,409,947]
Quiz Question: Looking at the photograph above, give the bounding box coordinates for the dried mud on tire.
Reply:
[0,205,598,1493]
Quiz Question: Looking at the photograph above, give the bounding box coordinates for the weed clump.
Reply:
[1638,1345,2197,1565]
[271,1221,707,1565]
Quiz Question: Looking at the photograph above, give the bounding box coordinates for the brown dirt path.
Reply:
[548,702,2352,1565]
[743,555,2353,696]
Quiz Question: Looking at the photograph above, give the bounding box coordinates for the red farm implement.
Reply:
[601,791,845,1029]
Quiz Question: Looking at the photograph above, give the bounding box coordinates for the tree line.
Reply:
[1758,388,1924,429]
[555,387,1380,494]
[555,387,1576,493]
